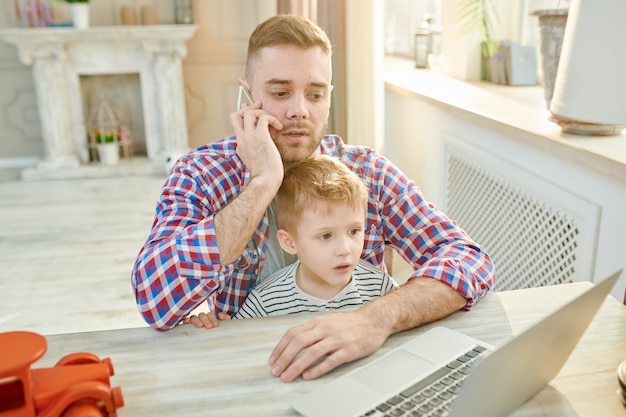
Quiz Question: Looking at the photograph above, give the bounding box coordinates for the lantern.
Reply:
[414,17,443,70]
[414,25,430,68]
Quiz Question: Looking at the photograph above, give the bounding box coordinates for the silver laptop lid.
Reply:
[293,270,621,417]
[448,270,621,417]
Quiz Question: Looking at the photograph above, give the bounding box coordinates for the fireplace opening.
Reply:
[80,74,146,163]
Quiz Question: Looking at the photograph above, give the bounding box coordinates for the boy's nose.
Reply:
[335,237,351,256]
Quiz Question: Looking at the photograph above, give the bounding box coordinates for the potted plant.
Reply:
[65,0,90,29]
[94,129,120,166]
[87,100,121,165]
[455,0,501,82]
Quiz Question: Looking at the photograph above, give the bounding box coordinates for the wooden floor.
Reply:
[0,172,168,335]
[0,168,414,337]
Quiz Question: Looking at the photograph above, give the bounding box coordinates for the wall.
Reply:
[183,0,275,149]
[0,0,46,164]
[0,0,275,166]
[345,0,384,151]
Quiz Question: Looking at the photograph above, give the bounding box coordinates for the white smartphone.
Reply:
[237,85,253,110]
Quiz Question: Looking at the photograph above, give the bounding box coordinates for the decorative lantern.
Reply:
[414,23,430,68]
[414,17,443,70]
[87,101,120,165]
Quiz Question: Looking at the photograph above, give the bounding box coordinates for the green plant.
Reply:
[456,0,500,55]
[455,0,502,80]
[95,132,118,144]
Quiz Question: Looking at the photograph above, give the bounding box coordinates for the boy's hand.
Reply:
[183,312,231,329]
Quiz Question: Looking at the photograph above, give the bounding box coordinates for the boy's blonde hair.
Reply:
[275,155,368,233]
[246,14,333,81]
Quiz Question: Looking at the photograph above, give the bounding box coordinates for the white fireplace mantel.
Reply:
[0,25,198,179]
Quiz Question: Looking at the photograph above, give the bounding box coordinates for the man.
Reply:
[132,14,495,383]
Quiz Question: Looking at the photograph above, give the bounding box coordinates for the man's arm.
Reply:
[131,166,274,330]
[218,103,284,264]
[214,176,279,265]
[269,277,465,382]
[132,103,283,330]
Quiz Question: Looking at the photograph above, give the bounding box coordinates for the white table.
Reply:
[35,282,626,416]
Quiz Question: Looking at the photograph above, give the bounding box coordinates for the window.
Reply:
[384,0,569,82]
[384,0,442,58]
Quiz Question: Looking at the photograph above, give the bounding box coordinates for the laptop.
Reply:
[293,270,622,417]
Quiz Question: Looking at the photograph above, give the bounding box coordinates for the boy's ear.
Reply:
[277,229,297,255]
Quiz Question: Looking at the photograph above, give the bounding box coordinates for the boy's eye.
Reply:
[320,233,332,240]
[349,228,360,236]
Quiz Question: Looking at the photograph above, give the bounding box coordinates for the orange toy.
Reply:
[0,331,124,417]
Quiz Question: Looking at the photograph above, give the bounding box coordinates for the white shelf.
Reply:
[384,56,626,185]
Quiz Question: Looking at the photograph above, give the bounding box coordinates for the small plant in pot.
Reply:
[87,100,121,165]
[455,0,501,81]
[94,129,120,166]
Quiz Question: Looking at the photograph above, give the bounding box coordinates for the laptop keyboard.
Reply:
[359,345,488,417]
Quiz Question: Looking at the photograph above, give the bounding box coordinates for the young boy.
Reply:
[233,155,397,318]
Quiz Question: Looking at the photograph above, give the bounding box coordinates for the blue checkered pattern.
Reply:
[132,135,495,329]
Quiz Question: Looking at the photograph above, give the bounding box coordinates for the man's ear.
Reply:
[277,229,297,255]
[238,77,250,89]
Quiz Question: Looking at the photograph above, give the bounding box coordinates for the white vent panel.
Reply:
[443,135,599,291]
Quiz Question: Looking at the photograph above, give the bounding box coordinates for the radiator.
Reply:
[443,134,599,291]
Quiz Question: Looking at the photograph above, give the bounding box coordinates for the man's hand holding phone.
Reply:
[229,85,284,188]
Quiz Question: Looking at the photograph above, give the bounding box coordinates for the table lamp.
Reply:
[549,0,626,136]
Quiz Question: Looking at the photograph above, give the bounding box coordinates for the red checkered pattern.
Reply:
[132,135,495,329]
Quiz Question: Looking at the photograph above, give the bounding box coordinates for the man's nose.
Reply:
[286,93,309,119]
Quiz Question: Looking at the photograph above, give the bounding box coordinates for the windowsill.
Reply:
[384,56,626,184]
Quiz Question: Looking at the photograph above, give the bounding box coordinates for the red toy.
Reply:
[0,331,124,417]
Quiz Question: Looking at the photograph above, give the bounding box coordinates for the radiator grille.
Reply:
[446,150,580,291]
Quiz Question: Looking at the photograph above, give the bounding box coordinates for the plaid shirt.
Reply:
[132,135,495,329]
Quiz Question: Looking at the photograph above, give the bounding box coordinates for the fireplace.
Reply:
[80,73,146,161]
[0,25,197,179]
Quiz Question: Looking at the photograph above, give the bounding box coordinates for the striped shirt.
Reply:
[131,135,496,330]
[233,259,398,318]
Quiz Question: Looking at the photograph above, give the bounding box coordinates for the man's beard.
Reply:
[273,121,327,166]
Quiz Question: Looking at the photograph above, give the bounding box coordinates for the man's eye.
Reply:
[308,92,325,100]
[271,91,289,98]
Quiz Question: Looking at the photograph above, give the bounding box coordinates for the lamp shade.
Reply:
[549,0,626,133]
